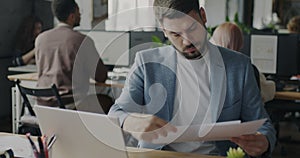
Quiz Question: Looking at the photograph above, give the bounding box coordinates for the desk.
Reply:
[8,65,37,73]
[7,72,125,133]
[127,147,223,158]
[269,91,300,111]
[7,72,125,88]
[0,132,223,158]
[266,91,300,154]
[266,91,300,114]
[275,91,300,100]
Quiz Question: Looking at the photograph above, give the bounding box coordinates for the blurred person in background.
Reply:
[287,15,300,33]
[12,16,43,66]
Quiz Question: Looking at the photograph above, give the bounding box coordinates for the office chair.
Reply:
[15,79,65,135]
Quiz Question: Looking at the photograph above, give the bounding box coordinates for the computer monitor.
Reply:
[129,31,165,66]
[250,33,300,78]
[276,34,300,78]
[250,34,278,74]
[80,30,130,70]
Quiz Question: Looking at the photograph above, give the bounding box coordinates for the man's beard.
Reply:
[174,39,207,60]
[74,22,80,27]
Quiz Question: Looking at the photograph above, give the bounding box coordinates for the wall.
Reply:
[0,0,53,119]
[204,0,226,27]
[0,0,32,58]
[34,0,54,30]
[253,0,273,29]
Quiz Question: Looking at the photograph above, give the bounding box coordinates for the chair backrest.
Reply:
[15,79,65,117]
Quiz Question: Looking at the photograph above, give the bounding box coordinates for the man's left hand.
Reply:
[230,132,269,157]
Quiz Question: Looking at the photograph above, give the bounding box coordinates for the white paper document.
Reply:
[0,136,34,157]
[250,35,278,74]
[151,118,267,144]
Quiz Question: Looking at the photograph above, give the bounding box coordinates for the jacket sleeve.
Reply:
[108,52,146,126]
[241,59,277,156]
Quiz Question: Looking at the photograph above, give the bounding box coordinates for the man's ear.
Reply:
[70,13,75,22]
[199,7,207,24]
[65,14,72,25]
[66,12,76,25]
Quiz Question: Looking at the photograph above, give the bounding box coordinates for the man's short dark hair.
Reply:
[153,0,200,23]
[52,0,77,22]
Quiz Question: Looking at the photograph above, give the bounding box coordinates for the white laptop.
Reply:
[34,105,128,158]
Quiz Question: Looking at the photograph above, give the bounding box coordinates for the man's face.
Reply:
[162,10,207,59]
[73,6,81,27]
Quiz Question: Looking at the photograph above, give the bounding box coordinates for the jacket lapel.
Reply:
[160,46,177,121]
[199,43,227,136]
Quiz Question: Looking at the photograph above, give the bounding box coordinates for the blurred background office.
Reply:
[1,2,300,156]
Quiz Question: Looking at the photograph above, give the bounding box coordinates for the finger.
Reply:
[157,123,177,133]
[232,134,257,141]
[231,137,263,148]
[152,117,177,133]
[235,132,264,140]
[155,126,168,137]
[151,116,169,128]
[165,123,177,132]
[139,131,159,142]
[231,141,262,156]
[230,137,267,157]
[239,134,260,140]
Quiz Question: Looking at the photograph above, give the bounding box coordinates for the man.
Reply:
[35,0,111,112]
[109,0,276,157]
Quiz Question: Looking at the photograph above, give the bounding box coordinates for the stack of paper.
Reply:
[151,118,267,144]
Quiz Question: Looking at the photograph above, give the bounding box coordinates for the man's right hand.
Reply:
[123,113,177,142]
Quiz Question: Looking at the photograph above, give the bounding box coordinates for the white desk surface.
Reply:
[7,72,125,88]
[8,65,37,73]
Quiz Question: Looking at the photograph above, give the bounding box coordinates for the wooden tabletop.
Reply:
[8,65,37,73]
[127,147,224,158]
[0,133,223,158]
[275,91,300,100]
[7,72,38,81]
[7,72,125,88]
[9,73,300,100]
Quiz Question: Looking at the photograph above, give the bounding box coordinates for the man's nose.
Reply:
[182,34,192,46]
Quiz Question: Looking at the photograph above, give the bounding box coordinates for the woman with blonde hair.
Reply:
[210,22,244,51]
[211,22,276,103]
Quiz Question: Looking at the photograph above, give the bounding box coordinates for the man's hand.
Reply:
[230,132,269,157]
[123,113,177,142]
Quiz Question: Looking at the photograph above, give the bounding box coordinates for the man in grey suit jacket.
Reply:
[35,0,112,112]
[109,0,276,157]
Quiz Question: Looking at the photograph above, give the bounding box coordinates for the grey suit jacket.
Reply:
[109,44,276,156]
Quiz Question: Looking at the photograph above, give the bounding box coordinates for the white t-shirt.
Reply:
[167,50,218,155]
